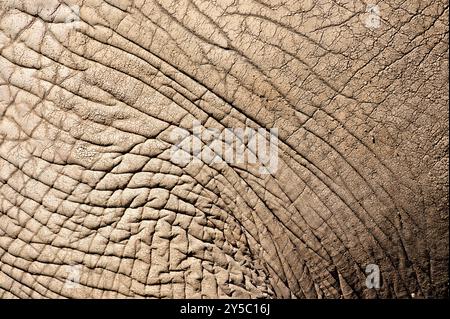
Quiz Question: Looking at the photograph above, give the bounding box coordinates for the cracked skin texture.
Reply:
[0,0,448,299]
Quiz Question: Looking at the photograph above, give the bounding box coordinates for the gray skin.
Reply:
[0,0,448,299]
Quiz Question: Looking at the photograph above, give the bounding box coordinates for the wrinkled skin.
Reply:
[0,0,448,299]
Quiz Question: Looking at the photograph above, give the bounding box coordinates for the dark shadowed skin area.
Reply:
[0,0,448,298]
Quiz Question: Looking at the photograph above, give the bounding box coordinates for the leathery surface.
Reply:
[0,0,448,298]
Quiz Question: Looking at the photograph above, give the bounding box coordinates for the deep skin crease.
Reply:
[0,0,448,298]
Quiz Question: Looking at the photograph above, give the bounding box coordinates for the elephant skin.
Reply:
[0,0,448,298]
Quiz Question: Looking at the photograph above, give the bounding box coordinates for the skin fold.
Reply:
[0,0,448,298]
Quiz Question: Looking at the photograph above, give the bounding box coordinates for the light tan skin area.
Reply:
[0,0,448,298]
